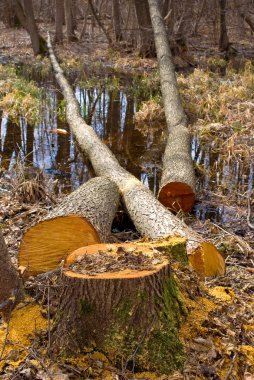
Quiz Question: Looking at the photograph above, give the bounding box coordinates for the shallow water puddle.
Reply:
[0,79,253,226]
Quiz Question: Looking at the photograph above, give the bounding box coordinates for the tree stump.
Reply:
[52,240,187,373]
[18,177,119,276]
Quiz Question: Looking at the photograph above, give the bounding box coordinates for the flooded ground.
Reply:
[0,71,253,232]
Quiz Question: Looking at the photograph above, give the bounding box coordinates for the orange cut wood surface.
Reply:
[18,215,100,276]
[158,182,195,213]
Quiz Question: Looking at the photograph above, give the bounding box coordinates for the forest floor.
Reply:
[0,23,254,380]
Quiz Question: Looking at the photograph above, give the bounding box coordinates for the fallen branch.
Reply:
[46,33,225,277]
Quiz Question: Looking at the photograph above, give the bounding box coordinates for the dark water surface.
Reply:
[0,74,253,225]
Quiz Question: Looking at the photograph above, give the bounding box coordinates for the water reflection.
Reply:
[0,84,163,196]
[1,81,253,225]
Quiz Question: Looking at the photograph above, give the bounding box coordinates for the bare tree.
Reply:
[134,0,156,57]
[64,0,77,42]
[112,0,122,42]
[218,0,230,51]
[12,0,47,55]
[54,0,65,43]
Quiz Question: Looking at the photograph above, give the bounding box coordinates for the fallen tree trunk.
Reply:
[0,230,21,318]
[46,34,225,277]
[18,177,119,276]
[147,0,196,213]
[52,240,187,373]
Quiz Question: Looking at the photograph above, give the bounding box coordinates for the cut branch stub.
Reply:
[18,177,119,276]
[52,241,187,373]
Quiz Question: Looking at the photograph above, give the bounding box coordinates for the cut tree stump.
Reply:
[18,177,119,276]
[52,240,187,373]
[46,34,225,277]
[148,0,195,212]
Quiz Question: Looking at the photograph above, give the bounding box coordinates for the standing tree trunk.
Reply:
[112,0,122,42]
[218,0,230,51]
[46,34,225,278]
[12,0,47,55]
[18,177,119,276]
[147,0,196,213]
[0,231,21,318]
[134,0,156,57]
[64,0,76,42]
[54,0,64,44]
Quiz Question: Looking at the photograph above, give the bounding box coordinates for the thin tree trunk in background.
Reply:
[134,0,156,57]
[88,0,113,45]
[218,0,230,51]
[147,0,196,213]
[79,1,90,40]
[13,0,47,55]
[64,0,76,42]
[0,231,21,320]
[192,0,206,35]
[54,0,64,43]
[112,0,122,42]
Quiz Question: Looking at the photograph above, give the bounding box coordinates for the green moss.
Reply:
[103,274,186,374]
[79,299,94,316]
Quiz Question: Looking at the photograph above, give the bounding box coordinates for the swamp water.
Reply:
[0,74,253,228]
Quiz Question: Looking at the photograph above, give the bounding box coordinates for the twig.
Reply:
[247,195,254,229]
[224,353,237,380]
[47,279,51,356]
[0,316,11,361]
[122,314,155,374]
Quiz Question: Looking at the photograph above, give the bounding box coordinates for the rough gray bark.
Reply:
[148,0,195,213]
[46,177,119,241]
[18,177,120,275]
[0,230,21,318]
[46,34,225,277]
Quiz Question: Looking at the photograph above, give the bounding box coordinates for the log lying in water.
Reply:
[52,240,187,373]
[0,230,21,317]
[18,177,119,276]
[46,34,225,277]
[148,0,195,213]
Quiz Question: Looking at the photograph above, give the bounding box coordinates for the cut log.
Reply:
[147,0,196,212]
[52,240,187,373]
[18,177,119,276]
[46,34,225,277]
[0,230,21,317]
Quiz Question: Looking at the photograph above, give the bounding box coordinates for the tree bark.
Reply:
[0,231,21,318]
[52,240,187,372]
[46,34,225,277]
[64,0,76,42]
[148,0,195,213]
[112,0,122,42]
[12,0,47,55]
[54,0,64,44]
[87,0,113,45]
[18,177,119,276]
[134,0,156,57]
[218,0,230,51]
